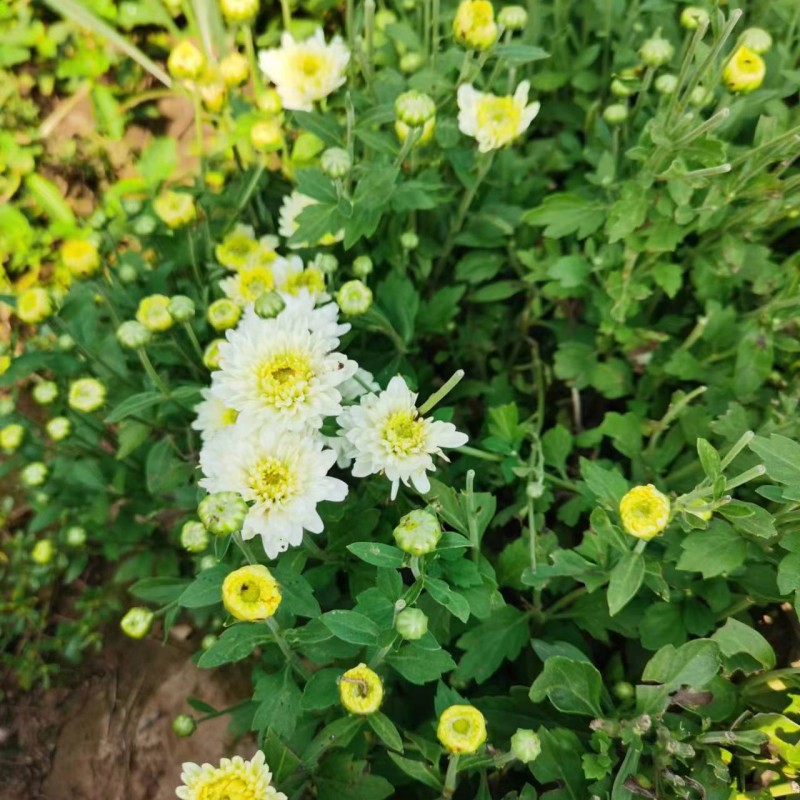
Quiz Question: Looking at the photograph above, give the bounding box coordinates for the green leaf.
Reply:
[642,639,721,689]
[778,552,800,595]
[676,521,746,579]
[454,606,529,684]
[386,642,456,685]
[302,717,364,767]
[320,610,380,645]
[531,727,587,799]
[347,542,405,569]
[529,656,604,717]
[367,711,404,752]
[272,565,321,618]
[424,577,471,623]
[749,434,800,485]
[137,137,178,185]
[523,193,605,239]
[179,565,229,608]
[493,43,550,63]
[375,272,419,345]
[197,623,271,668]
[712,617,775,673]
[580,458,629,508]
[129,576,190,604]
[697,438,721,480]
[301,668,342,712]
[734,326,773,399]
[104,391,161,423]
[607,552,645,616]
[252,665,302,739]
[387,753,443,791]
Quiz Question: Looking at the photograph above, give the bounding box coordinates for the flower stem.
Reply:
[265,616,311,681]
[442,754,460,799]
[418,370,465,415]
[137,348,171,397]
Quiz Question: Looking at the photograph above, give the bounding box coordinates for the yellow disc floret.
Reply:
[437,704,487,754]
[246,456,296,507]
[222,564,282,621]
[383,410,426,456]
[256,351,315,408]
[619,484,671,540]
[339,663,384,715]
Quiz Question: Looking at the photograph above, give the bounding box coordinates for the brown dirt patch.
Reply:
[0,631,254,800]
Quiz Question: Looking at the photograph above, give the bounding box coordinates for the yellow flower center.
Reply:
[476,95,521,143]
[196,773,255,800]
[239,266,274,301]
[285,267,325,296]
[255,350,315,408]
[293,52,324,77]
[247,456,295,506]
[383,410,426,456]
[237,580,261,604]
[453,719,471,734]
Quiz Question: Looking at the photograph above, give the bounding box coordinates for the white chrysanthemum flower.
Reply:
[212,306,356,432]
[325,368,380,468]
[258,29,350,111]
[278,293,351,341]
[278,191,344,249]
[337,375,469,499]
[272,254,330,302]
[199,421,348,557]
[457,81,540,152]
[176,750,287,800]
[191,385,240,442]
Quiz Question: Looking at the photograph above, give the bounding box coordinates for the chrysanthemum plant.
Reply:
[3,0,800,796]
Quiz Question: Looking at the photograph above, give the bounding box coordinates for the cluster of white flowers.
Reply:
[195,228,468,559]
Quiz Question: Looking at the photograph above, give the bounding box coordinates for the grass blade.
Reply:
[42,0,173,88]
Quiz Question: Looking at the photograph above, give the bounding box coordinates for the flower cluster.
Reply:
[194,222,468,557]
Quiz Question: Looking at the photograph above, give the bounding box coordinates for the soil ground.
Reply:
[0,632,254,800]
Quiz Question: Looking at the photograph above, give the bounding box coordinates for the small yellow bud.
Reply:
[168,40,205,81]
[453,0,498,50]
[722,46,766,94]
[339,663,384,715]
[136,294,175,333]
[220,51,250,86]
[222,564,282,621]
[619,484,671,540]
[437,705,487,754]
[61,239,100,278]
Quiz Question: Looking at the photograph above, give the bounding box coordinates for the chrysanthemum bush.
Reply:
[2,0,800,797]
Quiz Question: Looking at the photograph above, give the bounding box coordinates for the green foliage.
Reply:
[2,0,800,797]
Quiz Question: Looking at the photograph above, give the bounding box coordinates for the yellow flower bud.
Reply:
[339,663,384,715]
[137,294,175,332]
[220,0,258,24]
[167,40,206,81]
[153,190,197,228]
[437,705,487,753]
[61,239,100,278]
[207,298,242,331]
[453,0,498,50]
[722,46,766,94]
[16,287,53,325]
[203,338,225,370]
[220,51,250,86]
[250,118,284,152]
[222,564,282,621]
[619,484,671,540]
